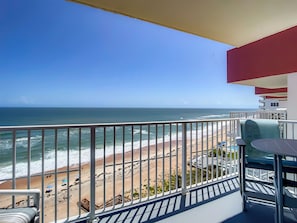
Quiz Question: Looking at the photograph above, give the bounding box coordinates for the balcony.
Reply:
[230,110,287,120]
[0,118,296,222]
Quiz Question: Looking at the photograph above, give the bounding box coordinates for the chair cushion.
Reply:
[282,159,297,172]
[0,207,37,223]
[246,153,297,171]
[246,157,274,170]
[240,119,280,159]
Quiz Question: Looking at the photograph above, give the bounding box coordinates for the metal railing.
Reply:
[279,120,297,140]
[230,110,287,120]
[0,118,240,223]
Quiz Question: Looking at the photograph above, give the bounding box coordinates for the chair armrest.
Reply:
[0,189,40,210]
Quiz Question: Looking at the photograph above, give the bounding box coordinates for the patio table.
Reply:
[251,138,297,223]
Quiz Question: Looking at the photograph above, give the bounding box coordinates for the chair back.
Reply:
[240,119,280,158]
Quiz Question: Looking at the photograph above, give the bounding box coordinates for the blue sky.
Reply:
[0,0,258,108]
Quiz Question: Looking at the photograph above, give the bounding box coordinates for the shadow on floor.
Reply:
[93,177,240,223]
[223,201,297,223]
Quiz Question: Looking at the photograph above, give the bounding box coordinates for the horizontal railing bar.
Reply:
[16,113,279,130]
[0,118,239,131]
[279,120,297,124]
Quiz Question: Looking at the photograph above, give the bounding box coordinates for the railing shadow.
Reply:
[92,177,239,223]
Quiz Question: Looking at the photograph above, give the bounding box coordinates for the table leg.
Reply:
[274,154,283,223]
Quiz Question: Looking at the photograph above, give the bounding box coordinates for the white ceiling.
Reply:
[69,0,297,47]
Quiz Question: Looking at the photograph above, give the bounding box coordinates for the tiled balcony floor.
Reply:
[223,201,297,223]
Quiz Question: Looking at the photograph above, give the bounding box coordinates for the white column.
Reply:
[287,73,297,120]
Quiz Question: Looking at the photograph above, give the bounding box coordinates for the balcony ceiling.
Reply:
[233,74,288,89]
[69,0,297,47]
[232,74,290,96]
[258,92,288,100]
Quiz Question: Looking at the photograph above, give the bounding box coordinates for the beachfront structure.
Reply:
[2,1,297,222]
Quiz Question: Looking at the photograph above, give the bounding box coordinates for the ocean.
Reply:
[0,107,251,180]
[0,107,245,126]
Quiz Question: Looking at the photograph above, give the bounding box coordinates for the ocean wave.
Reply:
[0,122,229,180]
[133,129,149,135]
[199,114,229,119]
[0,135,42,151]
[0,131,182,180]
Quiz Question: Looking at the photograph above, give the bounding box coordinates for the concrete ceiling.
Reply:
[69,0,297,47]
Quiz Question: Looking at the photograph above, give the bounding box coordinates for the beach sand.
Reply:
[0,128,233,222]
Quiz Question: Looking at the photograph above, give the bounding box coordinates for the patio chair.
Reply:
[238,119,297,210]
[238,119,277,210]
[0,189,40,223]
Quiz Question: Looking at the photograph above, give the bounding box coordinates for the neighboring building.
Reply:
[259,98,279,110]
[259,97,287,111]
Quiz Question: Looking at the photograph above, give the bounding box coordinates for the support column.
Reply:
[287,73,297,120]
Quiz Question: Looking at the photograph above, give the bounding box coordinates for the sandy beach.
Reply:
[0,127,233,222]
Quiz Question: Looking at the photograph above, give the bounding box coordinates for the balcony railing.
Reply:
[0,118,240,223]
[230,110,287,120]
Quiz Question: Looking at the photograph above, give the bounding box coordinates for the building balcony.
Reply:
[230,110,287,120]
[0,118,296,222]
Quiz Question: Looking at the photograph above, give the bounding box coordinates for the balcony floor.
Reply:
[223,201,297,223]
[75,176,297,223]
[81,177,240,223]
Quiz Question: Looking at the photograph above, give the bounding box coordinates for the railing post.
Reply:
[89,127,99,223]
[12,130,16,207]
[181,123,187,195]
